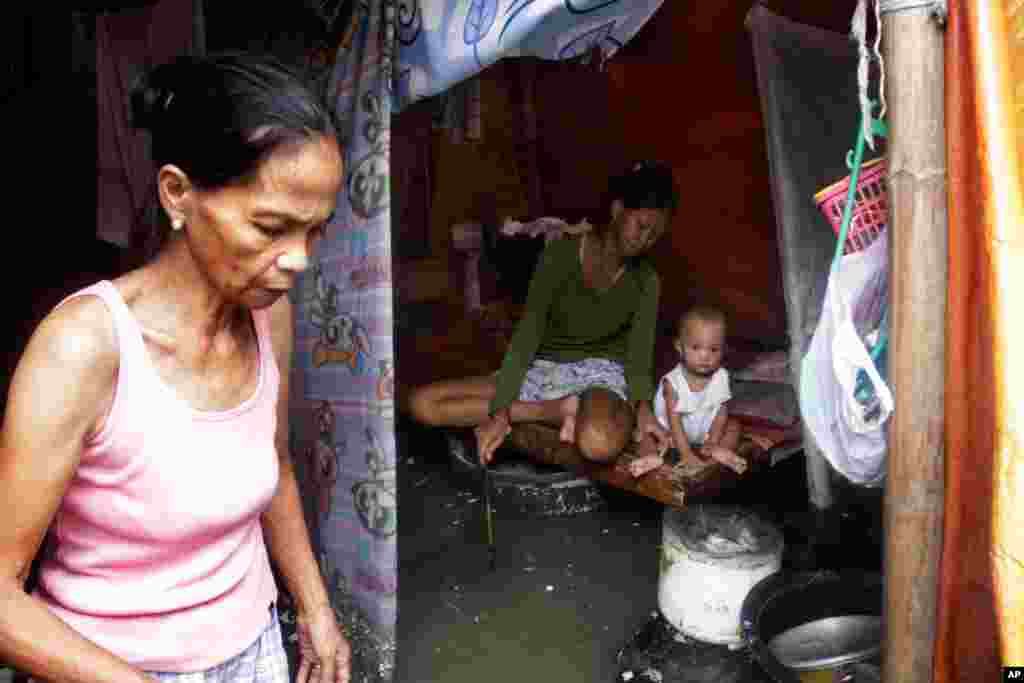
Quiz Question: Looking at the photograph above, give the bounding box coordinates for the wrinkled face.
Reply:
[611,202,670,258]
[180,135,344,309]
[675,318,725,378]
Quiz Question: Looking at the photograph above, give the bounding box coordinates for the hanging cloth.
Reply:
[94,0,204,249]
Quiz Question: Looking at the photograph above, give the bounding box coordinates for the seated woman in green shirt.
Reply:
[409,161,677,471]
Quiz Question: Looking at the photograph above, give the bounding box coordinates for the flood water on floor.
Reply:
[395,419,883,683]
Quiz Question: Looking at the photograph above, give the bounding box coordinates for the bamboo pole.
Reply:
[880,4,947,683]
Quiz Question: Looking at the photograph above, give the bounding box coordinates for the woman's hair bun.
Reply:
[608,159,679,213]
[129,58,193,131]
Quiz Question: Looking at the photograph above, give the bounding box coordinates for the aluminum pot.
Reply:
[741,570,883,683]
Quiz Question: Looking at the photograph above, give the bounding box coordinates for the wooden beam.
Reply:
[504,423,768,509]
[880,5,947,683]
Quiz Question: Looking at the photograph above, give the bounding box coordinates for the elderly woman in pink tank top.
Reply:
[0,53,349,683]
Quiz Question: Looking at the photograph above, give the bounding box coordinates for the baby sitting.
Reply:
[629,305,749,477]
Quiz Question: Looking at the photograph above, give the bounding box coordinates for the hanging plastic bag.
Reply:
[800,224,892,486]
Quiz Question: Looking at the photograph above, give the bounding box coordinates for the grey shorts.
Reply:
[146,603,289,682]
[27,604,290,683]
[516,358,628,403]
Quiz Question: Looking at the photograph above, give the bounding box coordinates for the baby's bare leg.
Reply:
[719,416,742,450]
[628,434,665,477]
[701,418,748,474]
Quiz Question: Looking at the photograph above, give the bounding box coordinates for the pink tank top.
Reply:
[33,281,280,672]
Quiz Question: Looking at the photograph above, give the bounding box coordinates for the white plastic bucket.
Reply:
[658,504,784,645]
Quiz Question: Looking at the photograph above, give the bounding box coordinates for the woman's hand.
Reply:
[296,603,351,683]
[633,399,670,453]
[474,410,511,465]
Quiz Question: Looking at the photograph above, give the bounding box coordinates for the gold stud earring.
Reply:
[171,217,184,231]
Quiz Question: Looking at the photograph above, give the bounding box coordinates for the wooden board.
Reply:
[504,422,775,510]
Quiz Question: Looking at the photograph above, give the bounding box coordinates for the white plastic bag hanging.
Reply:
[800,226,893,486]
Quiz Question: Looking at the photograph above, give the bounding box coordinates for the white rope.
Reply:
[851,0,876,150]
[874,0,886,123]
[851,0,888,150]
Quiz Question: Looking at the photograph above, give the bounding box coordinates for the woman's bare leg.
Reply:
[408,374,581,428]
[557,395,580,443]
[408,374,498,427]
[573,388,634,463]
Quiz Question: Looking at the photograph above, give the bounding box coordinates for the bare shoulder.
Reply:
[0,295,119,581]
[24,295,119,382]
[5,294,119,439]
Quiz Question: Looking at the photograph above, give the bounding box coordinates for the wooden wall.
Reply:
[394,1,858,351]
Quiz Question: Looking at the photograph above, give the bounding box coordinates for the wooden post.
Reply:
[880,4,947,683]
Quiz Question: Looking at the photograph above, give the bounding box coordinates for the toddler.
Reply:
[629,306,748,476]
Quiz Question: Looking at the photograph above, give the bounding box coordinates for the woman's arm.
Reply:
[261,296,331,615]
[487,238,566,416]
[627,271,670,448]
[261,295,350,683]
[0,299,152,683]
[624,269,659,406]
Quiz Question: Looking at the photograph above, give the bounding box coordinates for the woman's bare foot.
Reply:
[702,445,748,475]
[558,394,580,443]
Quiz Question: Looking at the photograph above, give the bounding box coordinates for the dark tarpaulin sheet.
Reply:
[745,4,882,506]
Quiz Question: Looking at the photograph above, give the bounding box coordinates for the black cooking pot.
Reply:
[740,570,883,683]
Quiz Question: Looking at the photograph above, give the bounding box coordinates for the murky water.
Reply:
[395,421,881,683]
[397,426,664,683]
[409,587,605,683]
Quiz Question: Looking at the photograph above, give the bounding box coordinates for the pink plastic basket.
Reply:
[814,157,888,255]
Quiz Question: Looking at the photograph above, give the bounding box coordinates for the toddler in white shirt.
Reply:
[629,305,748,476]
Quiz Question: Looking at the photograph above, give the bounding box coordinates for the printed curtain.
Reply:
[292,2,665,680]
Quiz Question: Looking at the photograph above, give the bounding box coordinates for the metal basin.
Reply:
[768,615,882,670]
[740,570,883,683]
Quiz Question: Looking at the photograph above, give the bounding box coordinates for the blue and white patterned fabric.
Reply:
[287,3,664,681]
[393,0,665,111]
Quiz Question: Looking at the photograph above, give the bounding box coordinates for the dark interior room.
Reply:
[4,2,899,682]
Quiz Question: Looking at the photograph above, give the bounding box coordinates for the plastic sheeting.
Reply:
[937,0,1024,678]
[746,5,880,507]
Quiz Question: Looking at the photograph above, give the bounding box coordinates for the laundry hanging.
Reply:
[94,0,205,248]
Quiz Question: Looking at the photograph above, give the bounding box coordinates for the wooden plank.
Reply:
[504,422,768,510]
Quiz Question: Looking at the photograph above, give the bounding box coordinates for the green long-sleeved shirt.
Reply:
[489,235,660,415]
